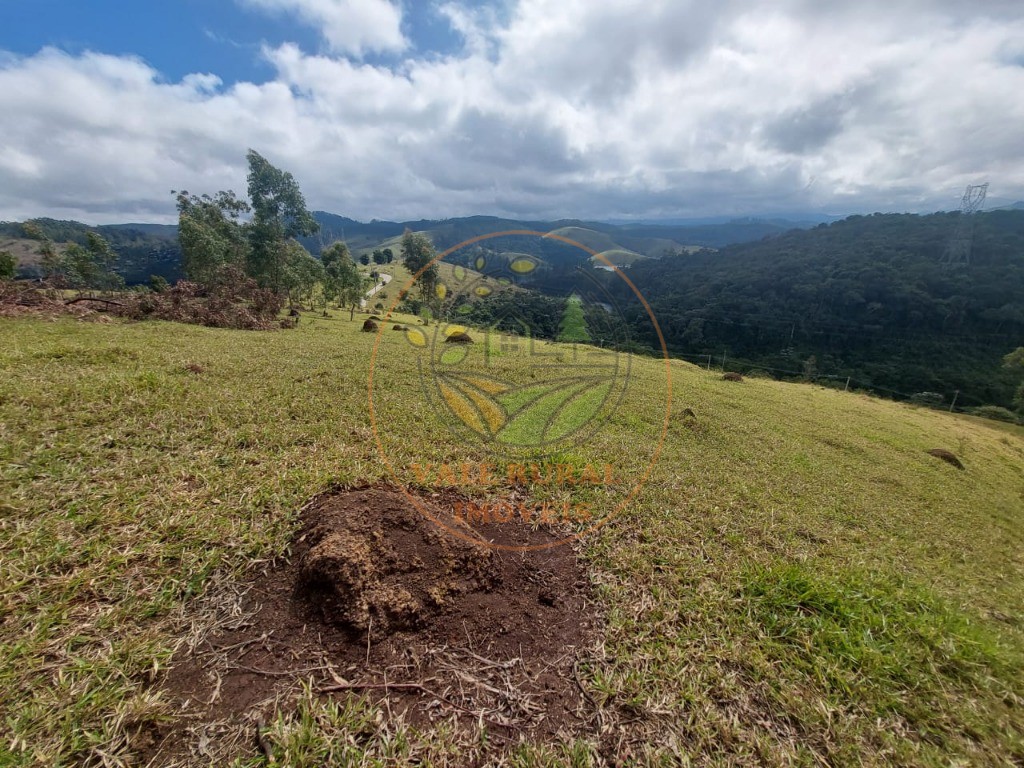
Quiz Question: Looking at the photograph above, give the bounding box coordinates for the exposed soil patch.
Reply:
[143,485,596,765]
[295,490,501,633]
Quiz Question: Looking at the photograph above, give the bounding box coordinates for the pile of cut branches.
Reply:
[0,267,287,330]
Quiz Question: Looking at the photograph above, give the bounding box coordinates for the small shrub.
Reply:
[0,250,16,281]
[968,405,1018,424]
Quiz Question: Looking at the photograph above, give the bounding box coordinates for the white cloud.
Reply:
[236,0,406,55]
[1,1,1023,223]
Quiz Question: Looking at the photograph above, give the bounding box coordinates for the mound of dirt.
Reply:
[445,331,474,344]
[927,448,965,470]
[147,486,595,765]
[295,491,500,633]
[392,324,407,331]
[361,318,379,332]
[722,372,743,382]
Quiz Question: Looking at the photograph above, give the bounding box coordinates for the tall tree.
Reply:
[281,241,325,308]
[22,222,63,283]
[62,232,122,291]
[245,150,319,292]
[175,190,250,285]
[400,230,438,305]
[322,241,366,320]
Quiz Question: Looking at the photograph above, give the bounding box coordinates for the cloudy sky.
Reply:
[1,0,1023,224]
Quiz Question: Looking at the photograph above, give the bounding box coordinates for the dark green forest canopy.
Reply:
[614,210,1024,409]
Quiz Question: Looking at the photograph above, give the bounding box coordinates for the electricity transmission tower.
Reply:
[944,183,988,264]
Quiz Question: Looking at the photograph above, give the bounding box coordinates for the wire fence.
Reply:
[662,349,1019,420]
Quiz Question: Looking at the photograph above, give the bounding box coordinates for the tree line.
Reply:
[609,210,1024,413]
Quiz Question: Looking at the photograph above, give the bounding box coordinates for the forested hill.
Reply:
[0,218,180,284]
[615,210,1024,410]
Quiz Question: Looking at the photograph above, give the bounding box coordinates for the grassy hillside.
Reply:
[0,314,1022,765]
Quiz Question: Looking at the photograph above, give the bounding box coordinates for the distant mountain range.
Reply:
[2,212,818,283]
[9,205,1020,288]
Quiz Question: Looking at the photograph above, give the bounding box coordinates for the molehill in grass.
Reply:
[927,448,965,470]
[445,331,475,344]
[723,372,744,382]
[295,489,497,633]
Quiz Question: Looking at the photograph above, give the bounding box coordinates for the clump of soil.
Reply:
[722,372,744,382]
[294,491,499,633]
[362,318,379,332]
[927,448,965,470]
[145,485,595,765]
[445,331,474,344]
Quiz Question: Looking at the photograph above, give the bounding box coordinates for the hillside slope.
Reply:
[0,313,1021,765]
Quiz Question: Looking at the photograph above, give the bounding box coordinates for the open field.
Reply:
[1,238,48,270]
[0,312,1022,766]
